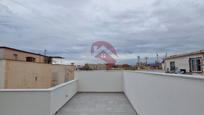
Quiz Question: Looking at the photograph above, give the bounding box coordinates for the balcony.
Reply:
[0,71,204,115]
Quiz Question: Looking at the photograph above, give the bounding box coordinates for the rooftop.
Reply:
[56,93,137,115]
[0,46,63,58]
[166,49,204,59]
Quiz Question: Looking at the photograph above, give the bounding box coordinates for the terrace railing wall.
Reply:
[76,70,123,92]
[1,70,204,115]
[0,80,78,115]
[123,71,204,115]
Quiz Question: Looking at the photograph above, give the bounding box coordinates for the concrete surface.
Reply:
[76,71,123,92]
[0,80,78,115]
[56,93,137,115]
[124,71,204,115]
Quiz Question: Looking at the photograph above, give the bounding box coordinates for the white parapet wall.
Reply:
[0,80,78,115]
[123,71,204,115]
[0,90,50,115]
[50,80,78,115]
[1,70,204,115]
[76,70,123,92]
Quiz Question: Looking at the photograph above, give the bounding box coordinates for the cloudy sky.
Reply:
[0,0,204,65]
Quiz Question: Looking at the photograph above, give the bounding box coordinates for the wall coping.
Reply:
[125,71,204,80]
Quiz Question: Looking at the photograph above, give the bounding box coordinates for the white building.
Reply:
[51,57,70,65]
[164,50,204,74]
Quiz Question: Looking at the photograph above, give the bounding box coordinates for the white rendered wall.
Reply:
[0,60,5,88]
[76,71,123,92]
[0,91,51,115]
[50,80,78,115]
[0,80,78,115]
[1,71,204,115]
[123,71,204,115]
[51,58,70,65]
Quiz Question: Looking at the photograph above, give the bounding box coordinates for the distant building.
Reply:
[113,64,133,70]
[0,46,62,64]
[0,46,75,89]
[164,50,204,74]
[51,57,69,65]
[83,64,107,70]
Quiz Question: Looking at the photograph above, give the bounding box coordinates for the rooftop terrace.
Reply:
[56,93,137,115]
[1,71,204,115]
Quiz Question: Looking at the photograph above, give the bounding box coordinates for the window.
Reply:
[26,57,36,62]
[189,57,202,72]
[170,61,176,72]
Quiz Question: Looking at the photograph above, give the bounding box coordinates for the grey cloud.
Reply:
[0,0,204,64]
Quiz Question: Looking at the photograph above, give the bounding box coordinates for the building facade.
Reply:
[0,46,52,63]
[164,50,204,74]
[0,60,75,89]
[0,46,75,89]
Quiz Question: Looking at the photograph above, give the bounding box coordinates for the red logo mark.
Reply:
[91,41,117,64]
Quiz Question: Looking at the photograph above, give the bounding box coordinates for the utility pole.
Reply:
[44,49,47,56]
[156,53,159,64]
[164,51,168,72]
[136,56,141,70]
[145,57,148,65]
[44,49,48,63]
[137,56,140,66]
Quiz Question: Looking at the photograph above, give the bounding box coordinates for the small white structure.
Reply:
[51,57,70,65]
[164,50,204,74]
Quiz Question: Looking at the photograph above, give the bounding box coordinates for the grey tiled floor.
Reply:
[56,93,137,115]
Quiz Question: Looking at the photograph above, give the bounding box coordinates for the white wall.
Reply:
[0,80,78,115]
[2,70,204,115]
[50,80,78,115]
[0,60,5,88]
[76,71,123,92]
[123,71,204,115]
[51,58,70,65]
[0,91,51,115]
